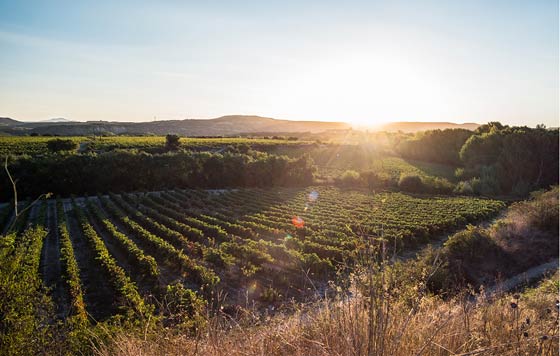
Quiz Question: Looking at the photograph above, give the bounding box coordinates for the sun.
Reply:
[279,51,450,126]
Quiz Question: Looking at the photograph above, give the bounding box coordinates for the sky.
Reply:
[0,0,558,127]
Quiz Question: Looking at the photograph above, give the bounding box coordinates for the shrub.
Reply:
[359,170,393,190]
[398,173,423,192]
[260,287,281,303]
[165,134,181,151]
[432,187,558,293]
[46,138,77,153]
[443,225,499,260]
[470,174,500,196]
[164,282,206,330]
[454,181,474,195]
[421,176,454,194]
[336,170,361,187]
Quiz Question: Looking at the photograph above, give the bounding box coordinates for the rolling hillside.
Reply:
[0,115,351,136]
[0,116,482,136]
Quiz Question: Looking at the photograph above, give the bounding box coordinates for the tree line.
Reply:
[396,128,472,165]
[396,123,559,196]
[0,150,316,201]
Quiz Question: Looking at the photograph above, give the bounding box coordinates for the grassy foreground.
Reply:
[94,271,559,356]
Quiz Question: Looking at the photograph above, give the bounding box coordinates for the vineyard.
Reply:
[1,187,505,329]
[0,136,311,156]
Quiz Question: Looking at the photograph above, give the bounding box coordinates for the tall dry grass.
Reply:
[93,267,559,356]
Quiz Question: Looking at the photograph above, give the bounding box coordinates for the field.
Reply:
[0,129,556,355]
[316,156,458,182]
[0,136,312,156]
[274,143,459,181]
[2,187,505,326]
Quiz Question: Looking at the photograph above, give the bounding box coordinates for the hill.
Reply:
[0,117,21,126]
[0,116,482,136]
[36,118,74,123]
[0,115,351,136]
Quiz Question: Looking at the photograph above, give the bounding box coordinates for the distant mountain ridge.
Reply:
[0,115,480,136]
[0,115,351,136]
[37,118,74,123]
[0,117,21,126]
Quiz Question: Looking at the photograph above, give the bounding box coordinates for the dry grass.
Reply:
[94,270,559,356]
[491,188,559,270]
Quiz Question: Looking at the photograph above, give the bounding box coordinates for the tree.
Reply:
[396,129,473,165]
[3,156,51,233]
[46,139,77,153]
[336,170,361,187]
[165,134,181,151]
[474,121,506,134]
[398,173,423,193]
[458,124,559,196]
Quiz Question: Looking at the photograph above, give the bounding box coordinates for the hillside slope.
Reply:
[0,115,351,136]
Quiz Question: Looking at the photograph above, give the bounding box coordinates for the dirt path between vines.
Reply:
[40,200,69,319]
[92,196,179,289]
[79,197,155,297]
[63,200,117,322]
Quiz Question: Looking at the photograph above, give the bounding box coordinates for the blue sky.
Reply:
[0,0,557,126]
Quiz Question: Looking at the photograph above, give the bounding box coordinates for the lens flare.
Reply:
[247,281,258,294]
[308,190,319,202]
[292,216,304,228]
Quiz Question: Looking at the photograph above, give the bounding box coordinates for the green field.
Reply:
[372,157,457,180]
[317,156,457,181]
[0,136,312,156]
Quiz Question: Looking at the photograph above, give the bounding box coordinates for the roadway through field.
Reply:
[485,259,559,298]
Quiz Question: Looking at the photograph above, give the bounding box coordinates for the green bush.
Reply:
[164,283,206,330]
[46,138,77,153]
[398,173,423,192]
[260,287,281,303]
[335,170,361,187]
[360,170,394,190]
[443,225,498,260]
[421,176,454,194]
[454,181,474,195]
[165,134,181,151]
